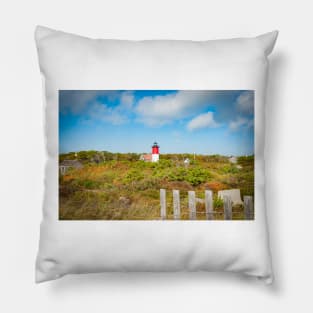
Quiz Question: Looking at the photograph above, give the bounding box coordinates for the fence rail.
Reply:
[160,189,254,220]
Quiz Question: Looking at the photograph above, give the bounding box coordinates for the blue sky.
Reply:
[59,90,254,155]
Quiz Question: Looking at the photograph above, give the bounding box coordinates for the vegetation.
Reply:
[59,151,254,220]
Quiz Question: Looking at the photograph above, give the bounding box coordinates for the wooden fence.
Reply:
[160,189,253,220]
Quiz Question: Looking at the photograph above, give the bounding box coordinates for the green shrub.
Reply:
[168,167,211,186]
[213,195,224,208]
[122,169,145,183]
[187,168,211,186]
[221,165,239,174]
[72,179,101,189]
[237,155,254,164]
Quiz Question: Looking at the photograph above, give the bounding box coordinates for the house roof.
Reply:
[60,159,83,168]
[141,154,152,161]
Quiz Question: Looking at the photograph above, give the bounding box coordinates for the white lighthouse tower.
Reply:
[151,142,160,162]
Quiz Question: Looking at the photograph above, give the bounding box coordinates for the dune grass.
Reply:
[59,153,254,220]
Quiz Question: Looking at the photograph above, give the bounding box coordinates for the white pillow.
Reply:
[35,26,278,283]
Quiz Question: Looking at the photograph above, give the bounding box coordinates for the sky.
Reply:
[59,90,254,156]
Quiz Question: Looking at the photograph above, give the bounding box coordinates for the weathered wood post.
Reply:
[223,195,232,220]
[188,191,196,220]
[160,189,166,220]
[244,196,253,220]
[173,190,181,220]
[205,190,213,220]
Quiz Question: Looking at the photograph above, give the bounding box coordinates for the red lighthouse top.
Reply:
[152,142,159,154]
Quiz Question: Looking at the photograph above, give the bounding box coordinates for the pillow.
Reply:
[35,26,278,283]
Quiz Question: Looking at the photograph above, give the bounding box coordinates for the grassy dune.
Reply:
[59,153,254,220]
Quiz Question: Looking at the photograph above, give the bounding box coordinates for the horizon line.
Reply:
[59,150,254,157]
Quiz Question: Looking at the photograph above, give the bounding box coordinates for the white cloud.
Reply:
[60,90,134,119]
[88,102,128,125]
[86,91,135,125]
[61,90,255,130]
[229,117,254,131]
[229,91,254,131]
[236,91,254,114]
[187,112,220,131]
[120,91,134,110]
[61,91,135,125]
[90,91,134,125]
[135,91,213,126]
[59,91,120,115]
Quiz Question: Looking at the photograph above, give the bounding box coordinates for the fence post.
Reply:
[160,189,166,220]
[173,190,181,220]
[188,191,196,220]
[223,195,232,220]
[205,190,213,220]
[244,196,253,220]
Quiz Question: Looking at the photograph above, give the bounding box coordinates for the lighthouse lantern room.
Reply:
[151,142,160,162]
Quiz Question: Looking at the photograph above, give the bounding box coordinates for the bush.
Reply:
[71,179,101,189]
[221,165,239,174]
[213,195,224,208]
[187,168,211,186]
[122,169,145,183]
[169,167,211,186]
[237,155,254,164]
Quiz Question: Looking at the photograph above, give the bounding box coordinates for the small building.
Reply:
[184,158,190,167]
[59,159,83,175]
[229,156,238,164]
[139,154,152,162]
[139,142,160,162]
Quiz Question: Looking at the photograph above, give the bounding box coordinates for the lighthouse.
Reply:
[151,142,160,162]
